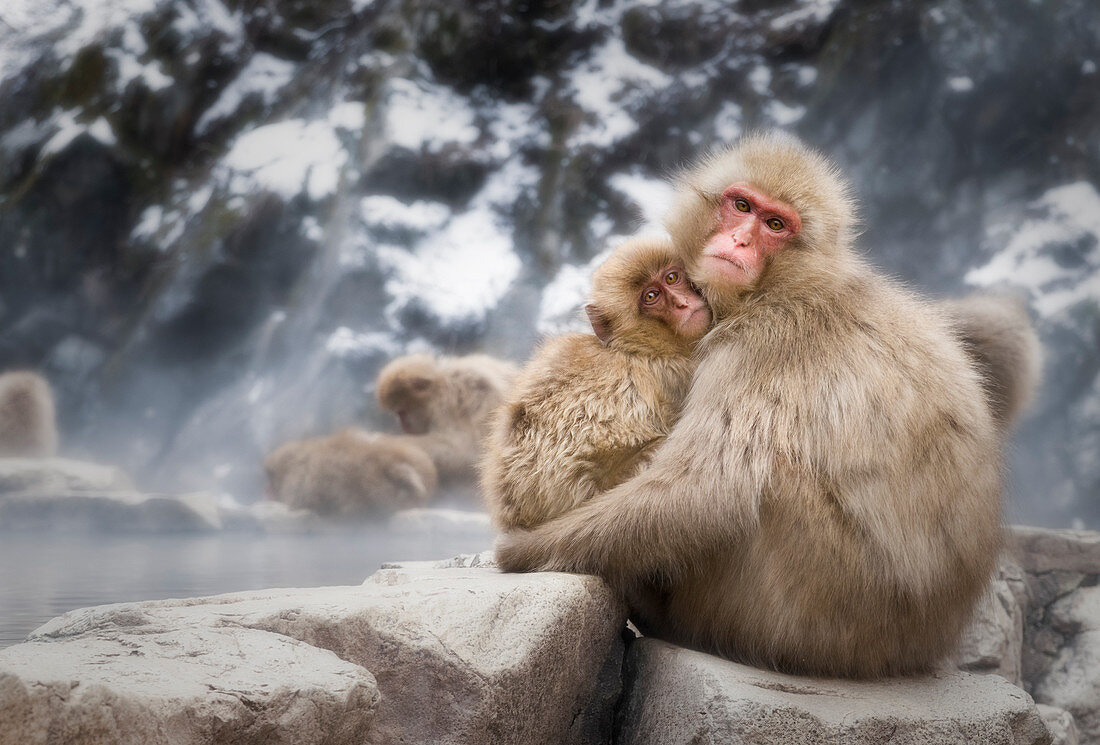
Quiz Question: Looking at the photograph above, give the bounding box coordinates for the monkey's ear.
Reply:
[585,304,613,346]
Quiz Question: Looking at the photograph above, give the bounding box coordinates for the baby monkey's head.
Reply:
[586,236,712,356]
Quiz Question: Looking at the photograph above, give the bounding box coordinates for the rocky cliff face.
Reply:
[0,0,1097,523]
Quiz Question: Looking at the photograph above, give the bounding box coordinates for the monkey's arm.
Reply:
[496,345,765,585]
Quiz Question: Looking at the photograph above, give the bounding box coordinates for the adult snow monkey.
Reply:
[497,132,1004,678]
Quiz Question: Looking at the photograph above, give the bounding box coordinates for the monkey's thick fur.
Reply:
[482,237,700,531]
[497,133,1008,678]
[942,295,1041,430]
[376,354,517,486]
[265,429,437,517]
[0,371,58,457]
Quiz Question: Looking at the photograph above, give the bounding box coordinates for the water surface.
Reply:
[0,524,493,648]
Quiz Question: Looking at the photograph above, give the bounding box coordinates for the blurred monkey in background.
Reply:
[376,354,517,489]
[264,429,437,517]
[0,370,58,457]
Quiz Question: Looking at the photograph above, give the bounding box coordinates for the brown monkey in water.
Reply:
[941,295,1041,431]
[375,354,517,487]
[481,236,711,531]
[265,429,437,517]
[497,132,1004,678]
[0,371,58,457]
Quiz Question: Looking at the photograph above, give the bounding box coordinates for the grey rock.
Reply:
[0,627,379,745]
[1011,526,1100,575]
[955,559,1027,684]
[1036,705,1080,745]
[616,638,1051,745]
[16,563,626,745]
[1031,585,1100,745]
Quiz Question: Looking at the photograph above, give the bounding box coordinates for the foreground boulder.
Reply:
[0,560,627,745]
[0,626,380,745]
[616,638,1051,745]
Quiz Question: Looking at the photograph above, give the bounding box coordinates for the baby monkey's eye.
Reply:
[766,217,785,231]
[734,199,751,212]
[642,289,661,304]
[664,271,680,285]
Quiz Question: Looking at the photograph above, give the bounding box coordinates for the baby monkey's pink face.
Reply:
[702,182,802,287]
[639,264,711,339]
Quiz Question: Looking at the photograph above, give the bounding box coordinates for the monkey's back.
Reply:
[482,333,691,531]
[0,371,58,457]
[267,430,436,517]
[671,269,1003,676]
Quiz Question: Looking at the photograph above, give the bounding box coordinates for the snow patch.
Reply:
[947,76,975,92]
[966,182,1100,318]
[221,116,351,201]
[41,110,117,156]
[196,54,297,133]
[713,102,744,142]
[360,196,450,233]
[376,161,534,324]
[609,172,676,229]
[771,0,841,31]
[567,36,673,148]
[384,78,479,152]
[326,328,400,359]
[536,248,613,335]
[765,100,806,126]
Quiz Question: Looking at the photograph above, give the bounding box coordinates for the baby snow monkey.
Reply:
[481,235,711,531]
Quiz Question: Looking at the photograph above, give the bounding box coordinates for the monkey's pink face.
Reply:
[702,183,801,287]
[639,264,711,339]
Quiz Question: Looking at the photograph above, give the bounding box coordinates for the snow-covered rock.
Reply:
[616,638,1051,745]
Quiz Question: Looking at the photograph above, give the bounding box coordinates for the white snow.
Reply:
[765,100,806,126]
[196,54,297,133]
[713,101,744,142]
[536,249,610,335]
[488,101,550,159]
[608,171,676,229]
[748,64,772,95]
[567,36,672,148]
[328,101,366,132]
[947,76,975,93]
[794,65,818,87]
[221,117,348,201]
[966,182,1100,318]
[771,0,841,31]
[360,196,450,232]
[325,328,399,359]
[384,78,480,152]
[41,110,116,156]
[375,160,534,325]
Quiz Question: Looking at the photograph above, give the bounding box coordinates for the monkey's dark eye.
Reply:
[642,289,660,304]
[766,217,784,231]
[734,199,751,212]
[664,271,680,285]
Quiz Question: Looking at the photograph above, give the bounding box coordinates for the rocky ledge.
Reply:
[3,526,1100,744]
